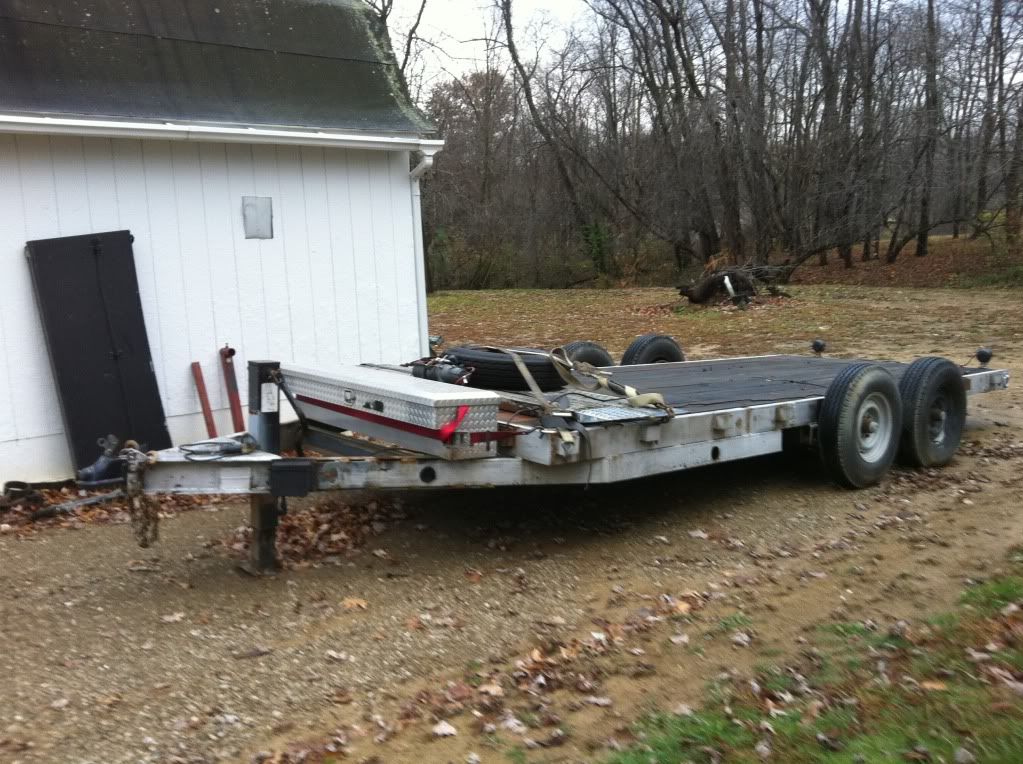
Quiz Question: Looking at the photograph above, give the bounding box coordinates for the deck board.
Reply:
[602,356,911,412]
[497,355,989,416]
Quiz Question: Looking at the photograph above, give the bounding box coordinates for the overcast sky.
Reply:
[390,0,587,87]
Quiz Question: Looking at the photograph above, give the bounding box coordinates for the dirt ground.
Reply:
[1,285,1022,764]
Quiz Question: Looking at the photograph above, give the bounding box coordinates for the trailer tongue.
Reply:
[129,351,1009,572]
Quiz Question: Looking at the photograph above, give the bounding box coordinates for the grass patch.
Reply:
[959,576,1023,615]
[606,554,1023,764]
[954,262,1023,289]
[711,612,753,634]
[816,621,909,654]
[608,711,756,764]
[819,621,873,639]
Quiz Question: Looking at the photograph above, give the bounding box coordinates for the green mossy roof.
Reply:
[0,0,433,136]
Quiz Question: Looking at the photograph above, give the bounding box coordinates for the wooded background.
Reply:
[376,0,1023,289]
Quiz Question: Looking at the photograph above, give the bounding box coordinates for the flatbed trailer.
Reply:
[131,352,1009,571]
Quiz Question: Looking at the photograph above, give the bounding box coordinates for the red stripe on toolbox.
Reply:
[294,394,510,444]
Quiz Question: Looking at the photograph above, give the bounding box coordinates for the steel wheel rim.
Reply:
[928,394,948,445]
[857,392,893,463]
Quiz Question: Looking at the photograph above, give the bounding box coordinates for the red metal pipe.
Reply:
[190,362,218,438]
[219,345,245,433]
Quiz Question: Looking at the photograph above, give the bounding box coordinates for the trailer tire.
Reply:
[818,363,902,488]
[897,357,966,468]
[620,334,686,365]
[562,340,615,367]
[445,346,564,392]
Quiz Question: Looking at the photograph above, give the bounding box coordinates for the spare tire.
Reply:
[620,334,686,365]
[562,340,615,367]
[444,346,564,392]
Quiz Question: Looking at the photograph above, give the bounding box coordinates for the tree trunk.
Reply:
[1006,97,1023,257]
[886,209,905,263]
[671,239,691,271]
[839,243,853,268]
[972,0,1003,238]
[915,0,938,258]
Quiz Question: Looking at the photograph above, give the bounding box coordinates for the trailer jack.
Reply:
[240,359,285,574]
[240,495,282,575]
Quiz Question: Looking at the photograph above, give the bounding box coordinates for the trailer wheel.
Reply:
[818,363,902,488]
[620,334,686,365]
[562,340,615,367]
[897,357,967,468]
[445,345,564,392]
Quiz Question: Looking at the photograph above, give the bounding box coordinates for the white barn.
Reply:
[0,0,441,483]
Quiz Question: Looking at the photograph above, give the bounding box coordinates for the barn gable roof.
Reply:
[0,0,434,139]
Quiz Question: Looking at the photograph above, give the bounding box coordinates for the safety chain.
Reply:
[120,445,159,548]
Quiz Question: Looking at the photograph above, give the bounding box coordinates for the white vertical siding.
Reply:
[0,135,24,445]
[0,136,425,482]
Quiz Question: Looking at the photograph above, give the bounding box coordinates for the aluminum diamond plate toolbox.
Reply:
[281,364,503,459]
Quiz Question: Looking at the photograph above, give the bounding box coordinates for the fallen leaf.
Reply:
[464,567,483,583]
[126,560,160,572]
[446,682,474,702]
[329,688,353,704]
[538,615,567,626]
[986,666,1023,695]
[804,699,826,720]
[501,715,528,735]
[921,680,947,691]
[342,597,368,611]
[732,631,752,647]
[432,720,457,737]
[816,731,843,751]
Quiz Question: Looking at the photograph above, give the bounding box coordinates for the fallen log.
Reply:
[678,266,792,306]
[678,269,758,305]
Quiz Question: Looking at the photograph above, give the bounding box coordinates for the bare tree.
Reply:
[366,0,430,100]
[412,0,1023,288]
